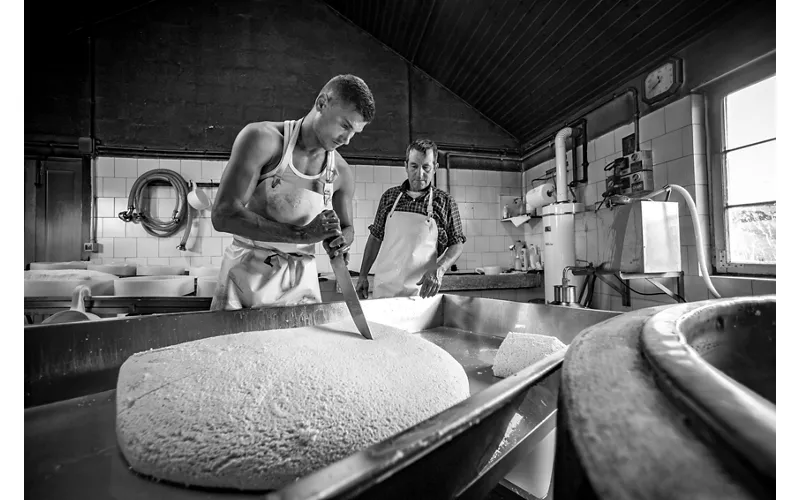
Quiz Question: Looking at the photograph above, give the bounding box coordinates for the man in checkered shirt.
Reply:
[357,138,466,299]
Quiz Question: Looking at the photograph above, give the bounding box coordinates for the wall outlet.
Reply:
[83,242,99,253]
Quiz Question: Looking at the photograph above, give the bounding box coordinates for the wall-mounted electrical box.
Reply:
[609,200,681,273]
[605,150,655,196]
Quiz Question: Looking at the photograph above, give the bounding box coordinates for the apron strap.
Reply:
[322,150,336,210]
[261,119,303,187]
[426,188,434,221]
[388,189,434,221]
[387,192,404,218]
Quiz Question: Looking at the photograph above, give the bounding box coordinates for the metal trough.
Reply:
[25,294,619,500]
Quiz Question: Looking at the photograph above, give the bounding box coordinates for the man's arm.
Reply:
[324,156,355,261]
[211,124,337,244]
[417,193,467,298]
[356,190,393,298]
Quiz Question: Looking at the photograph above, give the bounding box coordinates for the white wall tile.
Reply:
[100,217,126,237]
[356,199,374,218]
[664,96,692,133]
[594,131,615,159]
[373,166,391,183]
[639,108,666,142]
[96,198,115,218]
[114,238,138,258]
[158,237,182,258]
[96,157,115,177]
[652,129,684,165]
[355,165,374,183]
[482,253,498,266]
[201,160,224,180]
[181,160,202,181]
[390,166,406,183]
[115,158,139,178]
[365,183,383,200]
[451,185,466,202]
[137,238,159,257]
[159,159,181,173]
[125,221,148,238]
[101,177,127,198]
[353,182,366,201]
[487,171,501,187]
[96,238,114,258]
[137,158,159,177]
[465,186,481,202]
[587,159,606,185]
[666,156,695,187]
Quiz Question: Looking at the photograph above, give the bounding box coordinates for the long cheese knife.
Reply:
[330,254,373,340]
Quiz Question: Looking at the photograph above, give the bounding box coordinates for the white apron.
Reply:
[372,190,439,299]
[210,118,336,311]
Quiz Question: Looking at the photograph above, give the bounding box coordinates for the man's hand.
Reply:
[324,234,351,265]
[300,209,341,244]
[416,266,446,298]
[356,276,370,299]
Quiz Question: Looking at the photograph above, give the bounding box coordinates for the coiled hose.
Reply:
[118,169,193,251]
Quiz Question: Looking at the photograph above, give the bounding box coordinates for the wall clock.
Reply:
[642,57,684,105]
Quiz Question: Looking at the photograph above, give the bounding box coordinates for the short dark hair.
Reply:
[406,138,438,164]
[320,74,376,123]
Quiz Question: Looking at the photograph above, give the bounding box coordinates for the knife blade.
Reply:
[330,254,373,340]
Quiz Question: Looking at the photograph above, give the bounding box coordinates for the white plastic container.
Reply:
[188,266,220,277]
[29,261,88,271]
[196,276,218,297]
[24,269,116,297]
[87,262,137,277]
[114,275,195,297]
[136,265,187,276]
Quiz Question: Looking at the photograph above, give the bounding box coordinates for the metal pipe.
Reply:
[571,133,579,189]
[89,32,97,245]
[521,86,642,160]
[407,62,413,146]
[554,128,572,203]
[445,152,451,192]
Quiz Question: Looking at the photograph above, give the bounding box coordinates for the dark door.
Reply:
[25,158,89,267]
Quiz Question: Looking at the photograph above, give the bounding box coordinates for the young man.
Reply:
[210,74,375,310]
[357,139,466,299]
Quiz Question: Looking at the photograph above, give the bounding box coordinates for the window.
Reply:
[706,54,776,276]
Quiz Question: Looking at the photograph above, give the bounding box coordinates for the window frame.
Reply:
[704,53,776,277]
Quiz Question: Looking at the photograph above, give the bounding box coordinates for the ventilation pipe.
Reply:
[541,127,585,304]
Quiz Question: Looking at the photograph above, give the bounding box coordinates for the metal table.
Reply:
[25,295,618,500]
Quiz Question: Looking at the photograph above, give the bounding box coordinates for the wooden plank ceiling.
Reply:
[321,0,745,149]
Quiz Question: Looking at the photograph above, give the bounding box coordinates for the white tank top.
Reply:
[237,118,336,256]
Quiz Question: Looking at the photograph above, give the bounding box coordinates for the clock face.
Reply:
[644,62,675,100]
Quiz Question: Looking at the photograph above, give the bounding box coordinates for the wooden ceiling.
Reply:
[321,0,749,148]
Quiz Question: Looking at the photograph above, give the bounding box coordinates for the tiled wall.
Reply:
[90,159,524,275]
[522,94,776,312]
